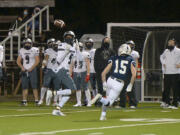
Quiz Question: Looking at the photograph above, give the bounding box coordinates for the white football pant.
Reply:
[106,77,124,106]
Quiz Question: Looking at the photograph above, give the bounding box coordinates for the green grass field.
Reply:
[0,102,180,135]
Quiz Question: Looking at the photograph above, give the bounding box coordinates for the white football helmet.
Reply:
[118,44,131,56]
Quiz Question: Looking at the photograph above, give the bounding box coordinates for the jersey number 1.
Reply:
[114,60,128,74]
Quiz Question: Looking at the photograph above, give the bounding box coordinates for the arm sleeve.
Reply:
[131,60,136,67]
[136,51,140,59]
[18,49,22,57]
[108,56,113,64]
[160,51,166,65]
[34,48,39,56]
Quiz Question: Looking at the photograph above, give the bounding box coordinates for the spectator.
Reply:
[9,8,30,36]
[160,38,180,109]
[94,37,114,96]
[27,7,41,34]
[176,44,180,106]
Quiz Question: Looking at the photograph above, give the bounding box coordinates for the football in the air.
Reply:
[54,19,65,28]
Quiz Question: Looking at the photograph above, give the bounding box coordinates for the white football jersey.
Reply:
[44,48,59,72]
[0,45,4,67]
[131,50,140,60]
[86,48,96,73]
[56,42,76,71]
[73,51,90,73]
[19,47,39,70]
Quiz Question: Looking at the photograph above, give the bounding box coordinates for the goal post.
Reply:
[107,23,180,102]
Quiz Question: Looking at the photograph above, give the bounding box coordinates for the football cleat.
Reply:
[37,100,43,106]
[73,103,82,107]
[52,106,66,116]
[129,106,136,109]
[20,101,28,106]
[100,115,107,121]
[90,93,102,105]
[168,106,178,110]
[160,102,167,107]
[86,103,92,107]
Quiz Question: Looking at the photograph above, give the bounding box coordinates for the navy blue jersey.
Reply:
[109,55,136,83]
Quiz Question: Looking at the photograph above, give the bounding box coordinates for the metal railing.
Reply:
[0,5,50,67]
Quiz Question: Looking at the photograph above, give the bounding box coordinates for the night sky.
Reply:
[54,0,180,38]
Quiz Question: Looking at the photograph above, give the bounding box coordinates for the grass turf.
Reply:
[0,102,180,135]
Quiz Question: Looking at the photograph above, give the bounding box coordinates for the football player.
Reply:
[38,38,59,106]
[118,40,140,109]
[52,31,77,116]
[84,38,97,98]
[0,44,4,81]
[90,44,136,120]
[70,42,91,107]
[17,38,40,106]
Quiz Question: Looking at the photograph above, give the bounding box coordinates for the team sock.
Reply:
[40,87,47,101]
[101,105,107,116]
[85,89,91,104]
[59,96,70,108]
[100,98,109,106]
[76,90,81,105]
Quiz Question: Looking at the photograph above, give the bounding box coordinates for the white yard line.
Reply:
[17,121,180,135]
[88,132,104,135]
[0,110,98,118]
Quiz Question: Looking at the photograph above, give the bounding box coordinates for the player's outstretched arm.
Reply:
[130,63,137,84]
[85,58,90,75]
[69,60,74,77]
[101,63,112,91]
[85,57,90,82]
[126,63,136,92]
[101,63,112,83]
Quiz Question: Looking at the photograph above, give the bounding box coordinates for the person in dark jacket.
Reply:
[94,37,114,96]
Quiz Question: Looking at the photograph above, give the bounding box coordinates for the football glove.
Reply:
[85,74,90,82]
[126,83,133,92]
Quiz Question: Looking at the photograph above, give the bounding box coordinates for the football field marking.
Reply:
[88,132,104,135]
[0,110,99,118]
[141,134,156,135]
[120,118,180,122]
[17,120,180,135]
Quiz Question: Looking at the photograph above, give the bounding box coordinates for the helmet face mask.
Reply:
[85,38,94,50]
[63,31,75,46]
[118,44,131,56]
[52,43,58,52]
[23,38,32,50]
[126,40,135,50]
[47,38,56,48]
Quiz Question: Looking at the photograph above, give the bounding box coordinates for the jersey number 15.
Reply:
[114,60,129,74]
